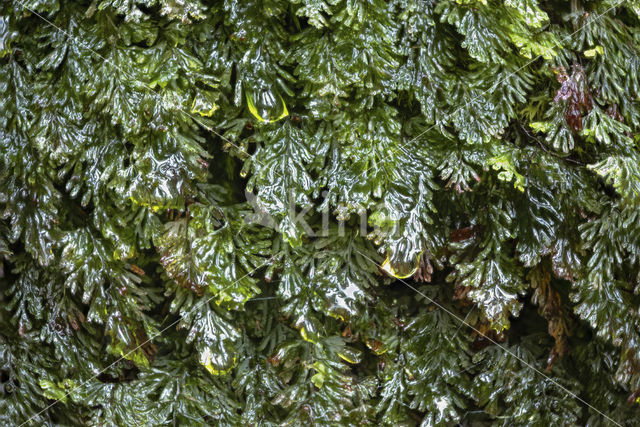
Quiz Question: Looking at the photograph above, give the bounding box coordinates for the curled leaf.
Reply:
[200,347,236,375]
[381,252,422,279]
[245,83,289,123]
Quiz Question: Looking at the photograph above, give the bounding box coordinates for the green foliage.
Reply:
[1,0,640,425]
